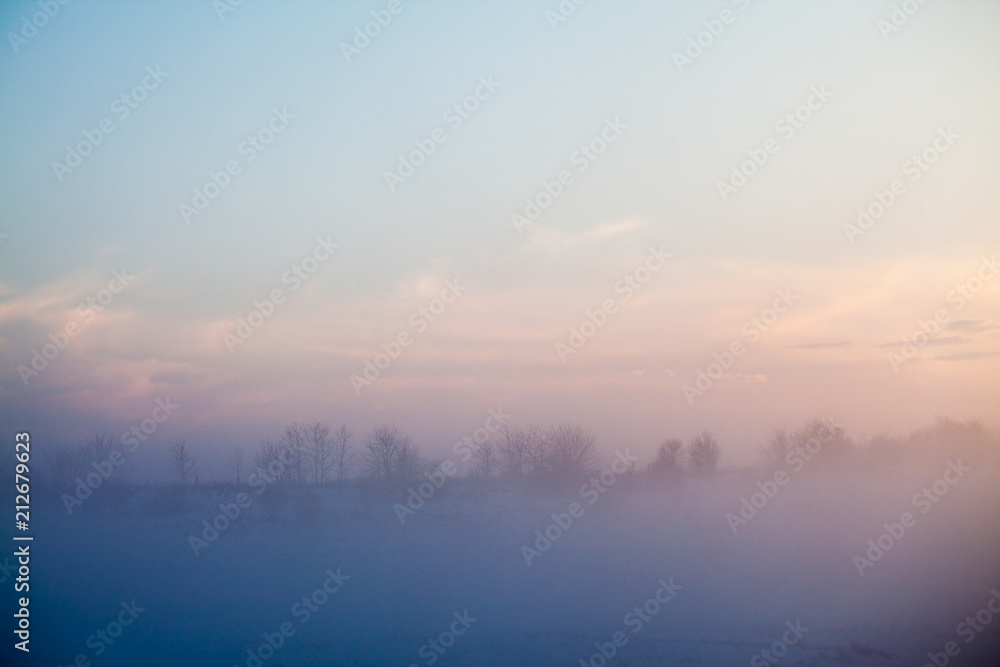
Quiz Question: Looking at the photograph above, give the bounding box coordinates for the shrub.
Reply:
[650,438,683,478]
[688,432,720,474]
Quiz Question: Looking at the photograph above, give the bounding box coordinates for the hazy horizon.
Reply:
[3,2,998,476]
[2,2,1000,664]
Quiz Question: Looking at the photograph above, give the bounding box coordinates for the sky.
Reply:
[1,0,998,473]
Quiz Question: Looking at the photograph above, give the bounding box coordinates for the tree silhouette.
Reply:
[305,422,333,483]
[546,423,596,477]
[472,440,497,480]
[169,438,195,484]
[650,438,683,478]
[227,446,246,485]
[333,425,354,483]
[364,424,419,483]
[688,432,720,474]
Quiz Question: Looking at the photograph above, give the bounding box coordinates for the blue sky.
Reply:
[1,0,998,472]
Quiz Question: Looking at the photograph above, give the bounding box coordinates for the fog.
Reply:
[0,418,998,666]
[2,0,1000,665]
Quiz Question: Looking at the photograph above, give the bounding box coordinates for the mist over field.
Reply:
[2,419,1000,666]
[1,0,999,665]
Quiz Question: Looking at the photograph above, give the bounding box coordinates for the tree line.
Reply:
[39,419,728,490]
[25,416,999,495]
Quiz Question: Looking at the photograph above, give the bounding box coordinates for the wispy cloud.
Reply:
[790,341,852,349]
[876,336,968,348]
[947,319,998,332]
[932,351,1000,362]
[521,218,646,256]
[722,373,768,383]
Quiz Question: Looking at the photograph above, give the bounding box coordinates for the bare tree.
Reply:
[364,424,399,482]
[497,424,528,478]
[333,425,355,484]
[169,438,196,484]
[394,438,422,482]
[472,440,498,480]
[53,432,127,485]
[525,425,552,476]
[791,418,851,467]
[688,431,720,474]
[364,424,419,483]
[305,422,333,483]
[280,423,307,484]
[649,438,683,478]
[253,437,293,484]
[85,432,125,465]
[227,446,246,485]
[45,442,82,488]
[547,423,596,477]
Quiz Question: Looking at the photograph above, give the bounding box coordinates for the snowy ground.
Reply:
[8,438,1000,667]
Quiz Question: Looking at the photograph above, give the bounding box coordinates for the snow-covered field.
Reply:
[12,434,1000,667]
